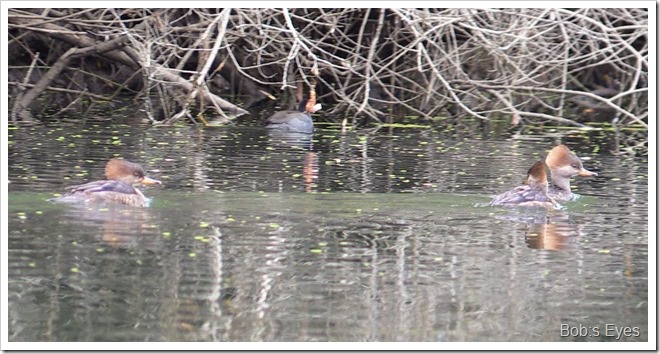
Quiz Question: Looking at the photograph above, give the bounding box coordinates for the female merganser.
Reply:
[545,144,597,201]
[490,161,560,209]
[266,91,322,134]
[52,158,161,207]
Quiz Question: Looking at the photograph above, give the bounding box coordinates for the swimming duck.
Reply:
[52,158,161,207]
[266,91,321,134]
[490,161,560,209]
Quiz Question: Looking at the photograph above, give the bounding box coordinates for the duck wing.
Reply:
[66,180,136,195]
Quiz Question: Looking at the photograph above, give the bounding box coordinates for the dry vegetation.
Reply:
[8,8,648,129]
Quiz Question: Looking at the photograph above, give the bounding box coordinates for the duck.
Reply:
[490,161,560,209]
[545,144,597,201]
[52,158,161,207]
[266,91,322,134]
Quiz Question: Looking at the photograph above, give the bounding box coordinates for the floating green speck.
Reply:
[199,221,210,228]
[194,236,210,242]
[269,223,280,229]
[70,267,80,273]
[189,252,197,258]
[310,249,322,254]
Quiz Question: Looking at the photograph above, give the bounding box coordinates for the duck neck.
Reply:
[549,171,571,192]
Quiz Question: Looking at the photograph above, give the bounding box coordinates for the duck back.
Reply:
[266,110,313,133]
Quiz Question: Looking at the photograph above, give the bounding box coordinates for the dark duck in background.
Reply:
[266,83,321,134]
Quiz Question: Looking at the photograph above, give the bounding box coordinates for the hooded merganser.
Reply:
[490,161,560,209]
[266,93,322,134]
[545,144,597,201]
[52,158,161,207]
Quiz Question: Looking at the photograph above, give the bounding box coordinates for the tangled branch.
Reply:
[8,8,648,129]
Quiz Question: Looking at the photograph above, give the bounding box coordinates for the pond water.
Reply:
[6,120,649,346]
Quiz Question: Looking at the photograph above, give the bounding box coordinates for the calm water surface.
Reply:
[7,122,649,343]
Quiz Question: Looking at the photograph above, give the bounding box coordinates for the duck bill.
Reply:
[578,168,597,177]
[141,176,162,185]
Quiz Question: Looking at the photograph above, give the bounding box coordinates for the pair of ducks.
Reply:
[52,96,323,207]
[489,144,597,208]
[52,145,596,209]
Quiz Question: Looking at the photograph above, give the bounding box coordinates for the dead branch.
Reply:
[8,8,648,130]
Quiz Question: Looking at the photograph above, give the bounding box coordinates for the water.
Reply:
[6,122,649,344]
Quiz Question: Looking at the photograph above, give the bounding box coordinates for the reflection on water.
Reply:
[59,202,161,248]
[266,129,314,151]
[525,214,583,251]
[492,209,584,250]
[7,123,649,343]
